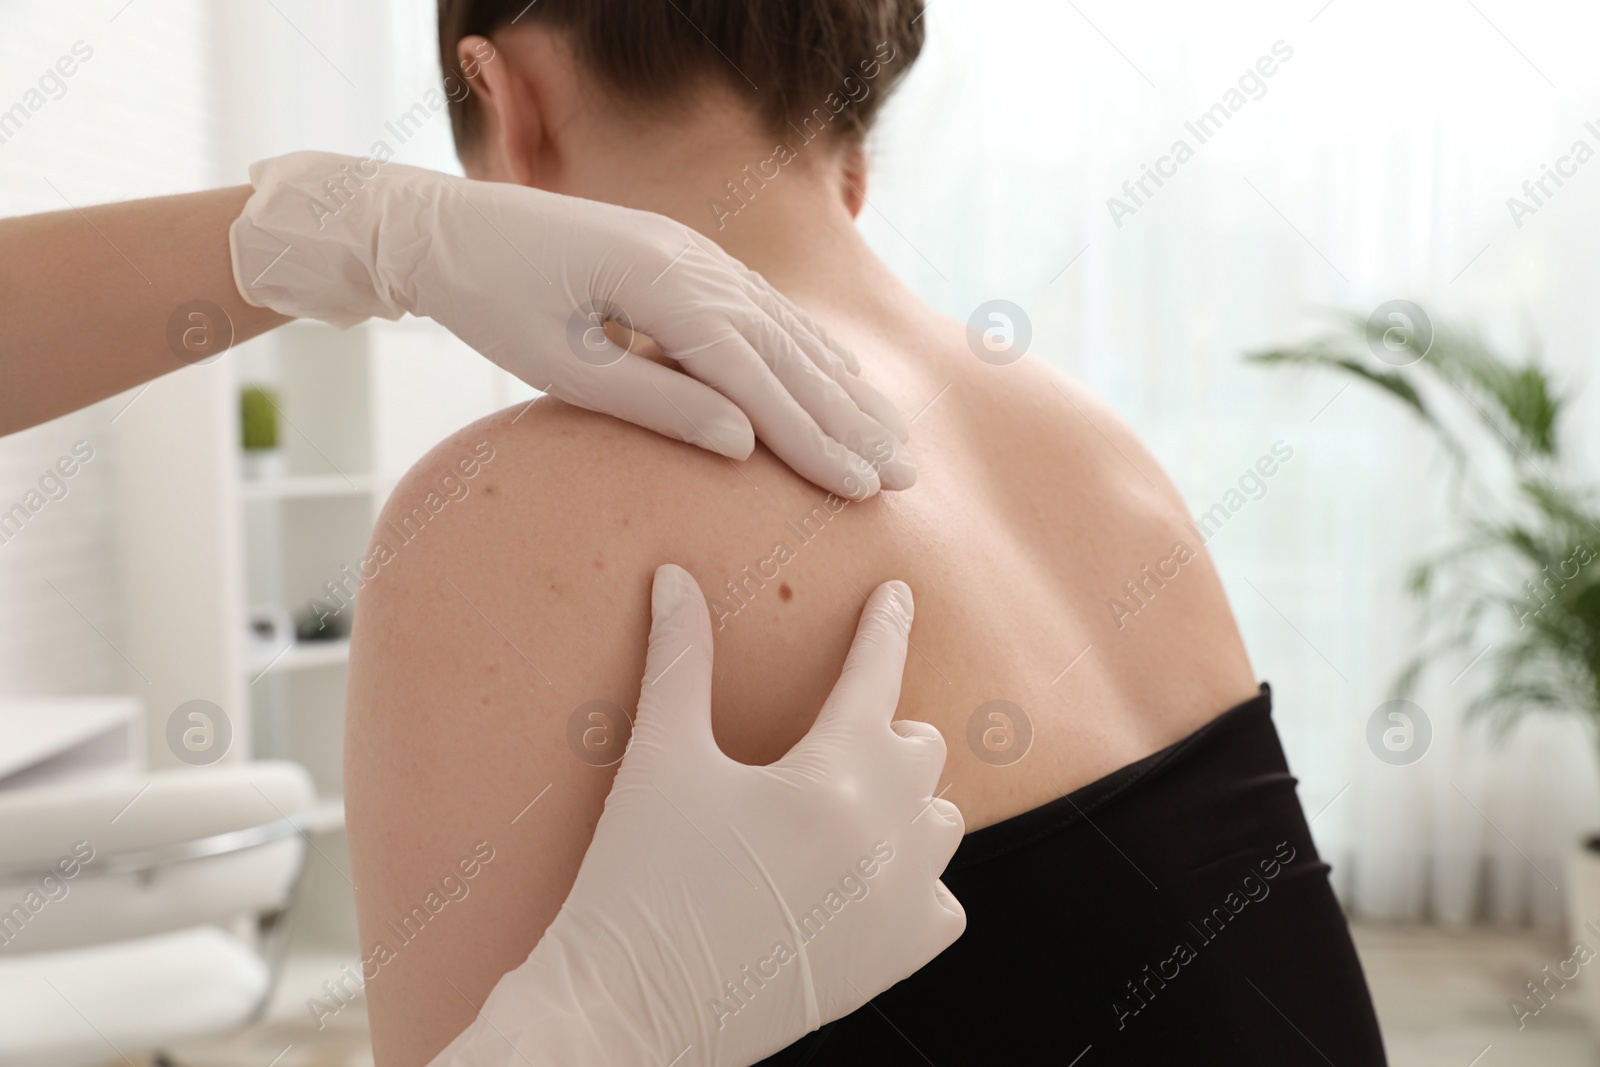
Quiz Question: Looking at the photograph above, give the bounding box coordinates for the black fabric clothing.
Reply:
[758,684,1387,1066]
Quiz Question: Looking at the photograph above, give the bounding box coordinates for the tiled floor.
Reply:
[130,923,1600,1066]
[1353,923,1598,1067]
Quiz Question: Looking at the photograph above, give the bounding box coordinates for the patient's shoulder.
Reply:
[370,398,737,591]
[373,391,847,607]
[353,394,792,720]
[392,396,763,532]
[390,397,696,512]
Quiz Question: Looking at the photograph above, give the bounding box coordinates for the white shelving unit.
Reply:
[237,475,379,502]
[234,316,530,788]
[235,319,379,818]
[245,638,352,677]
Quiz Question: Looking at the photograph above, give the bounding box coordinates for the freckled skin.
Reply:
[346,210,1257,1067]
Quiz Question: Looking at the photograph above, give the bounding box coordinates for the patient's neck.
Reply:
[562,124,915,333]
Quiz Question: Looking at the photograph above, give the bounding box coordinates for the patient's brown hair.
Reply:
[438,0,925,158]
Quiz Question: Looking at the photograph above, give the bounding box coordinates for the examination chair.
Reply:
[0,761,316,1067]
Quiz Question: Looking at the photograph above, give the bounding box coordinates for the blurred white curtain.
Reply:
[860,0,1600,927]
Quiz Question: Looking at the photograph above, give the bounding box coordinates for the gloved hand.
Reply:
[228,151,914,499]
[428,565,966,1067]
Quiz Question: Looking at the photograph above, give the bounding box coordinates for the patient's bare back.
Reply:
[344,315,1255,1063]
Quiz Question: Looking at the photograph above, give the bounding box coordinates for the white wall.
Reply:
[0,0,216,698]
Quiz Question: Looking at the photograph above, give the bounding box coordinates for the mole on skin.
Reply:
[779,582,793,602]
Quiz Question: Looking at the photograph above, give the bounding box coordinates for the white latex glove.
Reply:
[228,151,914,499]
[428,565,966,1067]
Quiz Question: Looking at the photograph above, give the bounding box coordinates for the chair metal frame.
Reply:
[0,811,316,1025]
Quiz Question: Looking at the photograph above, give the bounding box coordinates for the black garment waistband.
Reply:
[949,683,1278,874]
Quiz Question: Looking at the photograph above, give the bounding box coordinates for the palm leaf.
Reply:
[1249,311,1600,762]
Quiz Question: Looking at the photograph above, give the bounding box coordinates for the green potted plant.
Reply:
[1249,309,1600,1015]
[239,384,285,481]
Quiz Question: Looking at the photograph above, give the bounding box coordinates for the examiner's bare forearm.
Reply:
[0,186,288,435]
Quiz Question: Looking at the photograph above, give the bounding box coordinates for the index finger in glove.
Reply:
[729,312,916,490]
[737,273,913,445]
[781,581,914,764]
[686,230,865,378]
[667,327,887,499]
[625,253,897,497]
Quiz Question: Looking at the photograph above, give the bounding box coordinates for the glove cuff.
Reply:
[229,150,422,329]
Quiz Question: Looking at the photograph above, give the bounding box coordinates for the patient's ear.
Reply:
[840,142,869,219]
[457,32,558,189]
